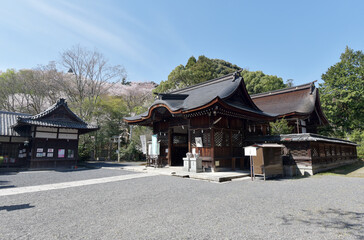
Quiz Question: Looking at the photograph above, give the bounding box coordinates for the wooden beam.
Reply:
[168,127,172,166]
[211,128,215,171]
[188,119,191,153]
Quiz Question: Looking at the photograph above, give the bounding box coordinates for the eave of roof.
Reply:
[246,133,357,146]
[0,111,31,136]
[27,98,86,124]
[125,72,272,124]
[7,99,99,133]
[16,118,98,130]
[250,82,323,119]
[250,82,315,99]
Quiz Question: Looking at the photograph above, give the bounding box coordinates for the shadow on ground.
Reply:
[0,204,35,212]
[0,171,19,176]
[83,161,146,169]
[0,180,16,189]
[279,208,364,239]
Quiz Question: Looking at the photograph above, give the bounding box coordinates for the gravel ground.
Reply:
[0,168,134,188]
[0,169,363,240]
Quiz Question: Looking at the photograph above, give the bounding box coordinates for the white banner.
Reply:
[140,135,147,154]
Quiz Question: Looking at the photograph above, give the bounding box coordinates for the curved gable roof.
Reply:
[251,82,329,124]
[14,99,99,132]
[125,72,272,123]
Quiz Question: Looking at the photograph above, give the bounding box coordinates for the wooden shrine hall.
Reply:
[250,81,329,134]
[0,99,98,168]
[125,72,274,171]
[124,71,358,173]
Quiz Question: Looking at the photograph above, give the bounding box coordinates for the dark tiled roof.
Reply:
[246,133,357,146]
[125,72,271,122]
[16,119,98,130]
[28,98,87,124]
[1,99,98,137]
[251,82,316,116]
[14,99,98,131]
[0,111,31,136]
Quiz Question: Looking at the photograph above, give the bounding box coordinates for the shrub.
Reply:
[269,118,294,135]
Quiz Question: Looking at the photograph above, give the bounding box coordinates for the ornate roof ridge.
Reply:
[0,110,31,116]
[18,98,86,124]
[250,81,316,99]
[168,71,241,94]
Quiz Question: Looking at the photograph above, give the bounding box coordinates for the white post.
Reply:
[117,136,121,163]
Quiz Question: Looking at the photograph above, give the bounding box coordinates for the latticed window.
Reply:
[202,131,211,147]
[232,131,243,147]
[224,131,230,147]
[325,146,331,156]
[319,145,326,157]
[312,145,319,157]
[214,131,223,147]
[213,130,232,147]
[191,129,211,147]
[331,146,335,156]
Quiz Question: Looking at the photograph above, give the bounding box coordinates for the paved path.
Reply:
[0,172,155,196]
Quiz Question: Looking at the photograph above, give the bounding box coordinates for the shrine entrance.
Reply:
[170,125,188,166]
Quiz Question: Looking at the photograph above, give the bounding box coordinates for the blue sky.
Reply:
[1,0,364,86]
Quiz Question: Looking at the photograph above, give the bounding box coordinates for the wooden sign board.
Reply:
[195,137,203,147]
[244,146,257,156]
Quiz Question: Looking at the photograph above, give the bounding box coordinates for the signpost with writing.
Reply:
[244,146,258,181]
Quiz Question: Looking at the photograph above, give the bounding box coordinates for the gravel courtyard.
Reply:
[0,167,363,240]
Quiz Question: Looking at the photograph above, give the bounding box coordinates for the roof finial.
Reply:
[58,98,66,104]
[232,71,241,81]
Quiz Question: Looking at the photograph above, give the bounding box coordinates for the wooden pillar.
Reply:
[188,119,191,153]
[211,128,215,171]
[229,129,233,169]
[262,124,267,135]
[168,127,172,166]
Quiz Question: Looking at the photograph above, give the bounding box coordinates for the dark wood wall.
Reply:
[310,142,357,173]
[283,141,358,174]
[189,115,246,170]
[30,138,78,168]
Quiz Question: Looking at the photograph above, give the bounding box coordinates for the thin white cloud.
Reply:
[25,0,153,67]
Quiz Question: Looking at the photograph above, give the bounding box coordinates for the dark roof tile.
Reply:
[125,72,270,122]
[0,111,31,136]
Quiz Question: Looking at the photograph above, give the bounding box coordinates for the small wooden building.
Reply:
[0,99,98,168]
[248,144,284,179]
[247,134,358,176]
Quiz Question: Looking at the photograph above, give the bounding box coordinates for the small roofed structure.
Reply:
[246,143,285,180]
[0,99,98,168]
[246,133,358,176]
[251,82,329,134]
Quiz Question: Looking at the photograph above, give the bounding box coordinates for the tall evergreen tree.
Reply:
[320,46,364,133]
[154,55,287,94]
